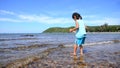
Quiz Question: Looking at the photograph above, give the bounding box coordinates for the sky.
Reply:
[0,0,120,33]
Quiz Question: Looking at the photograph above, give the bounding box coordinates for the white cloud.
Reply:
[0,10,15,15]
[17,14,72,24]
[0,18,23,22]
[83,14,120,25]
[18,14,37,21]
[0,10,72,24]
[0,10,119,25]
[84,17,120,26]
[83,15,97,19]
[104,18,120,25]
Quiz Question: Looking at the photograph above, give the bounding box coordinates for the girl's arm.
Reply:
[70,20,79,32]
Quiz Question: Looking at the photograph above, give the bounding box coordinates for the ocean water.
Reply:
[0,32,120,66]
[0,33,120,48]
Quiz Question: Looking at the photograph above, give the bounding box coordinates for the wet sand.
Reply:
[3,42,119,68]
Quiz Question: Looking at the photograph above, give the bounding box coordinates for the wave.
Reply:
[85,40,120,46]
[0,38,37,41]
[0,44,51,54]
[64,40,120,47]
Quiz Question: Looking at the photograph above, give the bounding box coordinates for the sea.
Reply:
[0,32,120,66]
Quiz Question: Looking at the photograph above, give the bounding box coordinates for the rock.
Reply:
[58,44,65,48]
[22,34,34,37]
[56,65,62,68]
[113,40,120,43]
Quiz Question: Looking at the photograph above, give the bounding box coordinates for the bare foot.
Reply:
[80,53,83,56]
[70,52,77,56]
[73,54,77,56]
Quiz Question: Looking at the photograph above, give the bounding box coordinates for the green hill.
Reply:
[43,27,74,33]
[43,25,120,33]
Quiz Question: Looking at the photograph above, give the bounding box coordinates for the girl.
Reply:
[70,12,86,56]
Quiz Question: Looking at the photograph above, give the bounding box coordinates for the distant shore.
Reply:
[0,32,120,34]
[43,25,120,33]
[87,32,120,34]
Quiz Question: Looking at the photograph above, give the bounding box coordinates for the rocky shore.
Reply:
[3,42,120,68]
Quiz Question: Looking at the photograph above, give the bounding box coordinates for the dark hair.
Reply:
[72,12,82,20]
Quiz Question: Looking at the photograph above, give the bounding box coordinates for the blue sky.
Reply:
[0,0,120,33]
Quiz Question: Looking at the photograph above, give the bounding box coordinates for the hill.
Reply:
[43,25,120,33]
[43,27,74,33]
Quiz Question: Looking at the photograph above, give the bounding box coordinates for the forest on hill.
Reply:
[43,24,120,33]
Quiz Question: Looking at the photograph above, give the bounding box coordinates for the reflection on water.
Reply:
[73,55,87,68]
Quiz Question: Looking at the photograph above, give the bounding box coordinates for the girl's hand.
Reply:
[69,29,73,32]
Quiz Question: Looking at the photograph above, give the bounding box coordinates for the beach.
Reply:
[0,33,120,68]
[4,42,120,68]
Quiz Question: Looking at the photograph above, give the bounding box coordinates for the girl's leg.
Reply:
[73,44,78,55]
[80,45,83,55]
[80,37,85,55]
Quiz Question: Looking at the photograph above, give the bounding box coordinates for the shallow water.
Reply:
[0,32,120,67]
[24,43,120,68]
[0,33,120,48]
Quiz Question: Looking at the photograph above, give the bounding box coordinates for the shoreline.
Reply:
[87,32,120,34]
[0,32,120,34]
